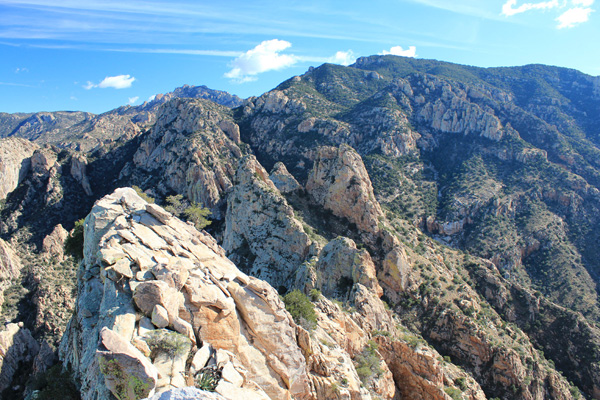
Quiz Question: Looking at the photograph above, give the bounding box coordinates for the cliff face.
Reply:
[0,137,38,201]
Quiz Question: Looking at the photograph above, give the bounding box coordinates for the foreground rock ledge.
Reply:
[59,187,310,400]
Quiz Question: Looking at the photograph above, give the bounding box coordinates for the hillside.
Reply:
[0,55,599,400]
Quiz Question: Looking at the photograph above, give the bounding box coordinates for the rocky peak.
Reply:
[131,98,242,216]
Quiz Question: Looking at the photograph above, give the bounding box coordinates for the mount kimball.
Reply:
[1,55,600,400]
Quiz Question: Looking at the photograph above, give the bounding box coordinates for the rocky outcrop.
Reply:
[0,137,38,200]
[223,156,311,289]
[42,224,69,261]
[60,188,313,400]
[0,238,21,310]
[131,98,242,217]
[313,237,382,299]
[269,162,302,194]
[306,145,384,240]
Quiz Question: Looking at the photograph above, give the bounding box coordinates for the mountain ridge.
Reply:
[0,55,599,400]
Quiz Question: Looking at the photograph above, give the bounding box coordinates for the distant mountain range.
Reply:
[1,56,599,400]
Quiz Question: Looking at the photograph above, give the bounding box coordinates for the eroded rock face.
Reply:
[0,323,40,393]
[60,188,312,400]
[269,162,302,194]
[223,156,311,289]
[0,137,38,201]
[307,145,384,240]
[71,154,93,196]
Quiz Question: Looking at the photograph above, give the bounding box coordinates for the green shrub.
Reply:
[309,288,322,301]
[64,218,85,260]
[354,340,382,383]
[372,329,390,337]
[283,290,317,330]
[444,387,463,400]
[132,186,154,203]
[183,203,211,230]
[195,366,221,392]
[454,377,467,391]
[164,194,211,230]
[144,329,190,357]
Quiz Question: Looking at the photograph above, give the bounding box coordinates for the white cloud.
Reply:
[224,39,297,83]
[15,67,29,73]
[328,50,356,66]
[148,94,156,102]
[70,95,77,100]
[556,6,594,27]
[128,96,139,105]
[381,46,418,58]
[84,74,135,89]
[501,0,559,16]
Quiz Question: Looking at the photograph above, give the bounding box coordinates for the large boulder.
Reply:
[97,327,158,400]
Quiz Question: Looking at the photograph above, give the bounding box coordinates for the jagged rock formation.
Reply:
[61,188,490,400]
[307,145,384,240]
[223,156,311,289]
[131,98,242,217]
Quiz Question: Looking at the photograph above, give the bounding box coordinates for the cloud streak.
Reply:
[85,74,135,89]
[501,0,559,16]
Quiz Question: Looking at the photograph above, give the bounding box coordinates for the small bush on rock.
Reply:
[283,289,317,330]
[64,219,85,260]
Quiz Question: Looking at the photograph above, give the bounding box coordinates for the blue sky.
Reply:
[1,0,598,114]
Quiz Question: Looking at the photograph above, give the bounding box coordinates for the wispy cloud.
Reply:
[224,39,297,83]
[85,74,135,89]
[381,46,417,57]
[501,0,559,16]
[0,81,35,87]
[15,67,29,73]
[128,96,139,105]
[556,6,594,27]
[403,0,503,20]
